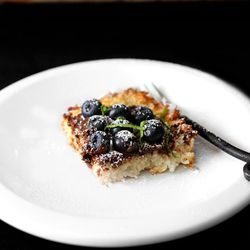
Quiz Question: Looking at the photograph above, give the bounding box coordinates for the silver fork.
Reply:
[145,83,250,181]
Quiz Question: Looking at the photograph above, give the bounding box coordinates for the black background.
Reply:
[0,2,250,249]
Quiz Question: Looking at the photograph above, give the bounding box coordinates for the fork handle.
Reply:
[181,115,250,163]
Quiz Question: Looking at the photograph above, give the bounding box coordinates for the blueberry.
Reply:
[110,119,133,135]
[82,99,102,117]
[131,106,154,125]
[88,131,110,154]
[143,119,165,143]
[109,103,131,120]
[113,130,139,153]
[87,115,107,131]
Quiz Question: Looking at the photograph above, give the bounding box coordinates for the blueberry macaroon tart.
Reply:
[62,88,198,185]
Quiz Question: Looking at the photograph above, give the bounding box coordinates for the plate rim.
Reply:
[1,58,250,247]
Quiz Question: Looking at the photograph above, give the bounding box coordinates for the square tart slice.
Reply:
[62,88,197,186]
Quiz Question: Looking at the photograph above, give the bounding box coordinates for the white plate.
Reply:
[0,59,250,247]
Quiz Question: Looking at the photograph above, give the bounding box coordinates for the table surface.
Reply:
[1,3,250,249]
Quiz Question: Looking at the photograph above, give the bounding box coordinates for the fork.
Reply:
[144,83,250,181]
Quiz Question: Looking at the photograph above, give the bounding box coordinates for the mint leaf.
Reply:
[138,120,147,147]
[116,116,126,120]
[104,120,147,148]
[159,107,179,158]
[101,105,111,116]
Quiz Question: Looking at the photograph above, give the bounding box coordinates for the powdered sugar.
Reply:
[87,115,107,130]
[97,150,128,168]
[145,119,162,128]
[141,141,164,151]
[115,130,136,141]
[131,106,152,116]
[112,103,129,110]
[112,119,130,125]
[89,98,101,106]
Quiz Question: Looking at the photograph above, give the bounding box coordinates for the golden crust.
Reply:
[100,88,181,124]
[100,88,164,113]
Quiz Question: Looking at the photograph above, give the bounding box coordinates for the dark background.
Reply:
[0,2,250,249]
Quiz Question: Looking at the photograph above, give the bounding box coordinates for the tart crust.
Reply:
[62,88,197,185]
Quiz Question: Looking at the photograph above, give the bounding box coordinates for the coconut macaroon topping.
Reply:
[62,88,198,185]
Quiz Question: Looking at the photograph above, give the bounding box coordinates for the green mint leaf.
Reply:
[101,105,106,116]
[165,128,180,158]
[160,106,168,120]
[104,120,147,148]
[158,107,179,158]
[140,120,147,128]
[116,116,126,120]
[101,105,111,116]
[160,107,170,129]
[138,120,147,148]
[104,123,142,132]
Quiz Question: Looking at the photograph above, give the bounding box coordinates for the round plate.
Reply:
[0,59,250,247]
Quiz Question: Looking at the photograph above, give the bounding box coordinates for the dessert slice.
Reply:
[62,88,197,185]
